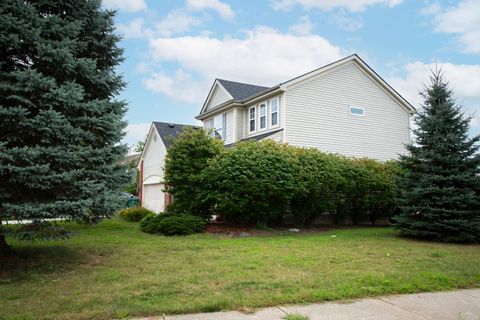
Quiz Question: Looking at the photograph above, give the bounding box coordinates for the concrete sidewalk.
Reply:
[139,289,480,320]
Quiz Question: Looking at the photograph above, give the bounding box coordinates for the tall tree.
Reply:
[395,70,480,243]
[0,0,128,254]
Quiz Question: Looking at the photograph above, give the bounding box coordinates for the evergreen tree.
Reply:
[0,0,128,254]
[394,70,480,243]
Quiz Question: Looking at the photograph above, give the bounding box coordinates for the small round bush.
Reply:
[157,214,206,236]
[140,213,168,234]
[118,207,154,222]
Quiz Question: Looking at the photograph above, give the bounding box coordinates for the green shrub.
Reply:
[140,213,171,234]
[157,214,206,236]
[164,127,224,218]
[140,213,206,235]
[118,207,154,222]
[200,140,299,226]
[290,149,346,226]
[139,212,157,233]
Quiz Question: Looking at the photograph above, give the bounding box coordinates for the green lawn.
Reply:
[1,218,479,320]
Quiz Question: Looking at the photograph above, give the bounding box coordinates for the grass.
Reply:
[0,218,479,320]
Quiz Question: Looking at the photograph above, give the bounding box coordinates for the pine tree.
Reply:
[394,70,480,243]
[0,0,128,254]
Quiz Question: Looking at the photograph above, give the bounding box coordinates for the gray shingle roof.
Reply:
[153,122,200,148]
[217,79,270,101]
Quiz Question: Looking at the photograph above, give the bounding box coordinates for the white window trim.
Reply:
[259,103,267,131]
[248,106,256,133]
[270,97,280,127]
[349,106,365,116]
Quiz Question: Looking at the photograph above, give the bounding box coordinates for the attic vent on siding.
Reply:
[168,123,175,128]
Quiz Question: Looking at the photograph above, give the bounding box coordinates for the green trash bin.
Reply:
[127,197,139,208]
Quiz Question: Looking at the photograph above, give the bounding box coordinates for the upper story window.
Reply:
[249,107,256,132]
[206,116,228,141]
[259,103,266,130]
[270,98,279,126]
[349,106,365,116]
[213,114,223,139]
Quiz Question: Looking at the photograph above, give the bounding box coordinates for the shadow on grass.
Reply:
[0,245,87,283]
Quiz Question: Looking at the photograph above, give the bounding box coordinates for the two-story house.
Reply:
[196,54,415,161]
[138,54,415,213]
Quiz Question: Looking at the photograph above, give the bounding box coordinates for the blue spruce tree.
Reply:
[0,0,128,254]
[395,70,480,243]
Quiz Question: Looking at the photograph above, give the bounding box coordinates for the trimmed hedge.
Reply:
[118,207,154,222]
[198,140,400,226]
[140,213,206,236]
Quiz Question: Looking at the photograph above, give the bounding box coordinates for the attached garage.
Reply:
[138,122,197,214]
[142,183,165,213]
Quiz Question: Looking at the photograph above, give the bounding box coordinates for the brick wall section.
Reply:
[163,185,173,210]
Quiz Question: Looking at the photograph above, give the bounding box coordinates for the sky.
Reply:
[101,0,480,150]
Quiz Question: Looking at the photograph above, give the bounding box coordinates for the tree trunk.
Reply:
[0,233,11,256]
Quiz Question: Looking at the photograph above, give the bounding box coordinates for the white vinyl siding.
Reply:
[143,127,167,184]
[235,108,245,141]
[225,111,235,144]
[284,61,410,161]
[205,85,231,111]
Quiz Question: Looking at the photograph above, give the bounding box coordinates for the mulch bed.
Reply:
[204,223,331,237]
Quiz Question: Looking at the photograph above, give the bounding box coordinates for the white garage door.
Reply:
[143,183,165,213]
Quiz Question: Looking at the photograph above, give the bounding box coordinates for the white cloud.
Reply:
[125,123,151,146]
[289,15,314,35]
[143,69,208,103]
[425,0,480,54]
[146,26,344,95]
[329,9,363,31]
[388,62,480,129]
[186,0,235,20]
[155,9,202,37]
[420,2,441,16]
[117,10,201,39]
[135,62,151,74]
[116,18,153,39]
[102,0,147,12]
[271,0,402,12]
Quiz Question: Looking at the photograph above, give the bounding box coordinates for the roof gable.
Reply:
[200,79,270,115]
[281,54,416,114]
[138,122,200,168]
[204,82,233,112]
